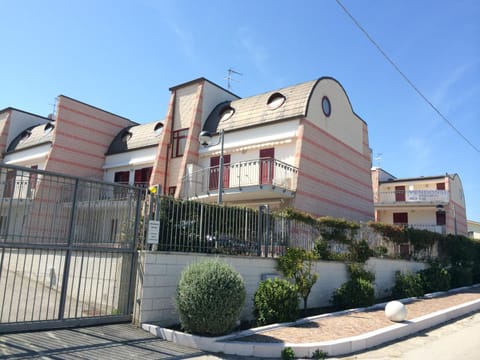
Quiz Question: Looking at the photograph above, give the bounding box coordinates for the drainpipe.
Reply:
[163,91,176,195]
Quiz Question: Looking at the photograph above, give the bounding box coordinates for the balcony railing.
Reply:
[181,158,298,200]
[376,190,449,204]
[408,223,446,234]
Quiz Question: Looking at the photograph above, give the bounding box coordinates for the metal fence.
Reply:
[0,164,142,333]
[142,196,318,256]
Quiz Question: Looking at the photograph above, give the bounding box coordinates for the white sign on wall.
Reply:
[147,220,160,244]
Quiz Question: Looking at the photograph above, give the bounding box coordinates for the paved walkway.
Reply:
[0,323,253,360]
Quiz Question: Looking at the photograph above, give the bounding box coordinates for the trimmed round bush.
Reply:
[253,278,299,326]
[391,271,424,299]
[175,259,246,336]
[332,278,375,309]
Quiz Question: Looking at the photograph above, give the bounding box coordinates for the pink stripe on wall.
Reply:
[57,104,129,130]
[300,153,372,191]
[300,170,373,203]
[301,123,371,176]
[303,119,371,162]
[296,190,373,218]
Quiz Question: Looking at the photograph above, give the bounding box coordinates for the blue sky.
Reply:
[1,0,479,222]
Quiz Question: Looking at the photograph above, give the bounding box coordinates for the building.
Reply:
[2,76,374,223]
[371,167,467,236]
[467,220,480,240]
[106,77,374,221]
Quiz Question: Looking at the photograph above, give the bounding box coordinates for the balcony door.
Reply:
[209,155,230,190]
[395,185,406,201]
[260,148,274,185]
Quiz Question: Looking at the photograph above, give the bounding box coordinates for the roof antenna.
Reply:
[48,97,58,119]
[225,68,242,90]
[374,152,383,168]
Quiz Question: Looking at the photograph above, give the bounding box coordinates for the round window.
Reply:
[322,96,331,117]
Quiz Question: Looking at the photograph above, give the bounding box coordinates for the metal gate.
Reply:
[0,165,142,333]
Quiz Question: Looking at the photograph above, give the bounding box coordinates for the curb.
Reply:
[143,286,480,358]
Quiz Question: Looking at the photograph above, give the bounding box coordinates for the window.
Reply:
[260,148,275,185]
[209,155,231,190]
[154,122,163,136]
[172,128,188,158]
[114,171,130,185]
[322,96,331,117]
[395,186,406,201]
[267,93,286,109]
[134,167,152,188]
[28,165,38,198]
[393,212,408,225]
[168,186,176,197]
[436,212,446,226]
[219,106,235,122]
[436,182,445,190]
[44,123,54,135]
[4,170,16,198]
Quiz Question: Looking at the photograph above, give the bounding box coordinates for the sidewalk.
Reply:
[144,285,480,359]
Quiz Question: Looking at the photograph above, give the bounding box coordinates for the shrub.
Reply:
[391,271,424,299]
[449,265,473,288]
[175,259,246,336]
[312,349,329,359]
[281,347,295,360]
[332,277,375,309]
[254,278,299,326]
[332,263,375,310]
[349,240,374,263]
[277,248,318,310]
[418,261,451,293]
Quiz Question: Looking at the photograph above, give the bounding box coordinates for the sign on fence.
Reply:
[147,220,160,244]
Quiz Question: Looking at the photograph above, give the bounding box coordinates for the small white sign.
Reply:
[147,220,160,244]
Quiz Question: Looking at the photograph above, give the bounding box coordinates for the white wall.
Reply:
[3,143,50,169]
[103,147,156,183]
[134,252,427,326]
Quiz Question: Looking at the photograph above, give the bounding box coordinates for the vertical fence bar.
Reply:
[57,178,79,320]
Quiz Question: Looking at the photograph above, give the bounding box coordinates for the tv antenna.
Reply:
[374,152,383,167]
[225,68,242,90]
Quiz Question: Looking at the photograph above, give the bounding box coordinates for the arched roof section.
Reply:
[106,120,163,155]
[6,122,55,153]
[202,79,318,133]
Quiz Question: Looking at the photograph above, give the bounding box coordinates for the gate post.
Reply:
[58,178,79,320]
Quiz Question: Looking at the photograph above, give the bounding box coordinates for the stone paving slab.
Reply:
[0,323,225,359]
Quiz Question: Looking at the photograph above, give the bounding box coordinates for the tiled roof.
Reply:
[214,79,318,132]
[106,120,163,155]
[7,122,54,152]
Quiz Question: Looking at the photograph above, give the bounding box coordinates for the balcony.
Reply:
[375,190,449,207]
[181,158,298,203]
[408,223,446,234]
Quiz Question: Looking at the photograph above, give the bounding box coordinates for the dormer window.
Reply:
[219,106,235,122]
[267,92,286,109]
[121,131,132,142]
[19,130,32,143]
[154,122,163,136]
[44,123,54,136]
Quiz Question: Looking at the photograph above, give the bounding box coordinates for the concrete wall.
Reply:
[133,252,427,326]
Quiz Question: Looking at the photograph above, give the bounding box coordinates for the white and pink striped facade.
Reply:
[1,77,375,222]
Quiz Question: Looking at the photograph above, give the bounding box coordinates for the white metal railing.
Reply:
[377,190,449,204]
[408,223,446,234]
[181,158,298,199]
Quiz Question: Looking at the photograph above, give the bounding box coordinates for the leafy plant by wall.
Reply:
[276,248,319,310]
[391,271,424,299]
[418,261,451,293]
[253,278,299,326]
[331,263,375,310]
[175,259,246,336]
